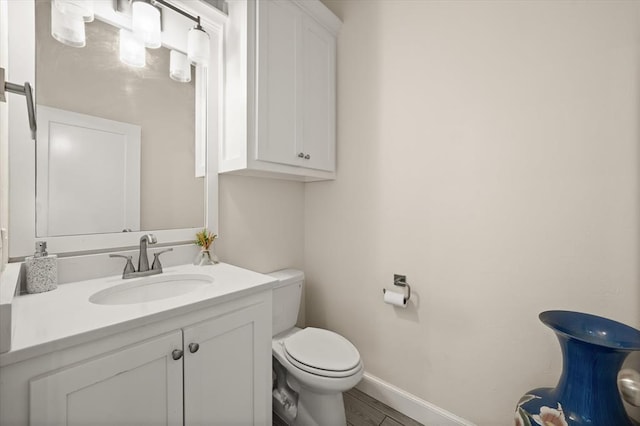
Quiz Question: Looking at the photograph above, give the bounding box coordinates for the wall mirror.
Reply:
[36,0,203,237]
[7,0,225,258]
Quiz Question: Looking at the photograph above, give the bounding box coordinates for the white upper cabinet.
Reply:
[300,14,336,172]
[222,0,341,181]
[255,0,300,169]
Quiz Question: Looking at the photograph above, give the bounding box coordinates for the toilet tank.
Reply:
[269,269,304,336]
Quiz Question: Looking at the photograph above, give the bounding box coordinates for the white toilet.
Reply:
[269,269,364,426]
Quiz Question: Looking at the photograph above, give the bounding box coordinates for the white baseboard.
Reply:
[355,372,476,426]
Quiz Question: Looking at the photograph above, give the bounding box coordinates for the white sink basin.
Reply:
[89,274,214,305]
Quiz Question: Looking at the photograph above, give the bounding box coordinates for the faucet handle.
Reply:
[151,248,173,271]
[109,254,136,278]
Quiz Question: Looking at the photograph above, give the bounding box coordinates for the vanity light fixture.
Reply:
[133,0,211,67]
[151,0,210,67]
[169,50,191,83]
[50,0,87,48]
[50,0,209,75]
[131,0,162,49]
[119,29,146,68]
[54,0,94,22]
[187,24,210,66]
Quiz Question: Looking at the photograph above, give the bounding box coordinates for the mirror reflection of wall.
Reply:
[35,0,205,237]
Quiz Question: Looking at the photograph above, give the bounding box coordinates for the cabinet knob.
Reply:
[172,349,183,360]
[188,343,200,353]
[304,154,311,160]
[298,152,305,158]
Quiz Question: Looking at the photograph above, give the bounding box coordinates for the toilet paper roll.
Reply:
[384,290,407,308]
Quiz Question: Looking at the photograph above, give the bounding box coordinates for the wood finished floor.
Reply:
[273,388,424,426]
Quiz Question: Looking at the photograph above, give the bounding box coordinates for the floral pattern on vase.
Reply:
[515,395,568,426]
[515,311,640,426]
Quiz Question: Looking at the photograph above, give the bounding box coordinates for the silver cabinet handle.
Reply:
[298,152,305,158]
[304,154,310,160]
[172,349,183,360]
[188,343,200,353]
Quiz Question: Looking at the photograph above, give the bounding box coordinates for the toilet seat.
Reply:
[283,327,362,378]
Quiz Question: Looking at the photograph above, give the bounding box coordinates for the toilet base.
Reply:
[272,327,363,426]
[292,386,346,426]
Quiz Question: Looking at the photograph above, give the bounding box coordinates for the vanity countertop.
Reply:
[0,263,277,367]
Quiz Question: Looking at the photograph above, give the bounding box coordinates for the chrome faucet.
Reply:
[109,234,173,279]
[138,234,157,272]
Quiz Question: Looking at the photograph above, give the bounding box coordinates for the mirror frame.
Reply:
[6,0,225,258]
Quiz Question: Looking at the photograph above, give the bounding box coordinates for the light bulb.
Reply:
[170,50,191,83]
[132,0,161,49]
[51,0,86,48]
[119,29,146,68]
[54,0,94,22]
[187,26,210,66]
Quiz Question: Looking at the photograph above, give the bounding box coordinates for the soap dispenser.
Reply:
[25,241,58,294]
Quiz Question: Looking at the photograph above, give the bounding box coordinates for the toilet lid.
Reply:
[283,328,361,374]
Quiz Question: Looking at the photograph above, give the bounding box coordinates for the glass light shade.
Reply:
[51,1,86,48]
[54,0,94,22]
[132,1,161,49]
[170,50,191,83]
[119,29,146,68]
[187,26,210,66]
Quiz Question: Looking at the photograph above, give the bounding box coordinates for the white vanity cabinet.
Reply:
[30,331,184,425]
[222,0,341,182]
[183,302,269,425]
[0,290,272,426]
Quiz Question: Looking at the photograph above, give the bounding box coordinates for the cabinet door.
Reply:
[183,302,272,426]
[30,331,183,426]
[300,16,336,172]
[255,0,302,168]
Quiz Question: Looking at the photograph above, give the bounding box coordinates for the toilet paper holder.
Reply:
[383,274,411,304]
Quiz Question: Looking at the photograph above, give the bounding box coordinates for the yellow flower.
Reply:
[195,229,217,250]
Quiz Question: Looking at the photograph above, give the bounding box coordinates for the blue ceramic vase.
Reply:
[515,311,640,426]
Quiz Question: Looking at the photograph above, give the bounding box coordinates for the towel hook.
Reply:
[0,67,37,140]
